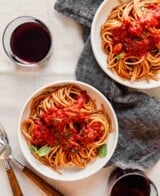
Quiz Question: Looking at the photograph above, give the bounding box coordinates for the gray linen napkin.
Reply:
[54,0,160,170]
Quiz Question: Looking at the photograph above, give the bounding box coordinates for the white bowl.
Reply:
[18,80,118,181]
[91,0,160,89]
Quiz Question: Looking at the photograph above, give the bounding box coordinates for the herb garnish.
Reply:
[30,145,51,157]
[98,144,107,158]
[116,53,124,60]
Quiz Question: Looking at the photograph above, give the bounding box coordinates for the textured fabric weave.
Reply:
[54,0,160,170]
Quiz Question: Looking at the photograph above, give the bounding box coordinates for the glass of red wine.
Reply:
[2,16,52,66]
[108,167,158,196]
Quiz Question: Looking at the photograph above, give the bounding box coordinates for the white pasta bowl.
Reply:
[18,80,118,181]
[91,0,160,89]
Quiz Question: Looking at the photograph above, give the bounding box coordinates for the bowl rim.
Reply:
[91,0,160,89]
[18,80,119,181]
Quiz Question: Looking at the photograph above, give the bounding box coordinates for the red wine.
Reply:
[10,22,51,63]
[110,174,151,196]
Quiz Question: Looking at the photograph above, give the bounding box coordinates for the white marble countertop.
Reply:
[0,0,159,195]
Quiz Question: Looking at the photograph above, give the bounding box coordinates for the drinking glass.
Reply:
[2,16,52,66]
[108,167,159,196]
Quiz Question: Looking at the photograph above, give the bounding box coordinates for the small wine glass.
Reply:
[2,16,52,67]
[108,167,158,196]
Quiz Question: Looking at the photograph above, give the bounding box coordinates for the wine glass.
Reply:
[108,167,158,196]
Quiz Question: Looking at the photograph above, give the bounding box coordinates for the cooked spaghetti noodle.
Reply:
[21,84,111,173]
[101,0,160,81]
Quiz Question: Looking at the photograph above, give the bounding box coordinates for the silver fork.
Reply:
[0,137,23,196]
[0,123,63,196]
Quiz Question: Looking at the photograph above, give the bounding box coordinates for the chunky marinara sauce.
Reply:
[31,91,102,152]
[112,3,160,57]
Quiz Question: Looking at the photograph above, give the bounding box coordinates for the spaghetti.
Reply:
[21,84,111,173]
[101,0,160,81]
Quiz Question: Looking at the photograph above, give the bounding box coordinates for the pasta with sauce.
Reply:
[21,84,111,173]
[101,0,160,81]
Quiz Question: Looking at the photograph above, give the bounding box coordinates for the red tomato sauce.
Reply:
[112,3,160,57]
[31,91,103,152]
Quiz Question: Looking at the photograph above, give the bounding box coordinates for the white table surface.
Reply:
[0,0,159,195]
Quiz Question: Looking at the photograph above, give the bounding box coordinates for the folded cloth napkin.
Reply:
[54,0,160,170]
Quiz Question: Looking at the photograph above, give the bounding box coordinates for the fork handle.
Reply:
[5,160,23,196]
[22,166,63,196]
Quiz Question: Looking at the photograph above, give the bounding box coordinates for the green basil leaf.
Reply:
[116,53,124,60]
[30,145,38,153]
[37,146,51,157]
[98,144,107,158]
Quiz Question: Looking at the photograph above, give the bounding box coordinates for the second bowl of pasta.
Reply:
[18,80,118,181]
[91,0,160,89]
